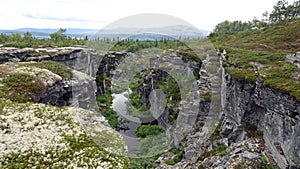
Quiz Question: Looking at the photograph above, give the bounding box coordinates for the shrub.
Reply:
[22,61,72,80]
[165,148,183,165]
[0,73,45,102]
[245,122,264,138]
[136,125,164,138]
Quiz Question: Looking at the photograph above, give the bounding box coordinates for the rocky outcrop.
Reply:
[68,70,97,111]
[221,75,300,168]
[38,70,97,112]
[0,47,104,77]
[286,52,300,68]
[96,51,128,95]
[0,62,97,112]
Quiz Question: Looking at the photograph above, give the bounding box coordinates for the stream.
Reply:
[111,90,141,152]
[112,88,169,154]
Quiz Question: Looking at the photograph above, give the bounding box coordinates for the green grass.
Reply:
[21,61,72,80]
[203,92,212,102]
[177,49,202,65]
[0,73,45,103]
[209,19,300,100]
[96,87,119,128]
[136,125,164,138]
[198,143,227,161]
[165,148,183,165]
[226,67,257,83]
[129,155,160,169]
[245,122,264,139]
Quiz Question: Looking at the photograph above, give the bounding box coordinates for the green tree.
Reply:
[50,28,67,45]
[23,32,33,46]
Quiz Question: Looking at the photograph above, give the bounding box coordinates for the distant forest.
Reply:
[210,0,300,35]
[0,28,87,48]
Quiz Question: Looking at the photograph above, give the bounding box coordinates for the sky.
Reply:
[0,0,295,31]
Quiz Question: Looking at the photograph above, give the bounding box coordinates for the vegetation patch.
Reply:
[198,143,227,161]
[227,67,257,83]
[209,16,300,100]
[136,125,164,138]
[110,39,184,52]
[0,102,129,168]
[21,61,72,80]
[245,122,264,139]
[164,148,183,166]
[0,72,45,103]
[96,87,119,128]
[177,49,202,65]
[261,156,281,169]
[129,155,160,169]
[0,28,87,48]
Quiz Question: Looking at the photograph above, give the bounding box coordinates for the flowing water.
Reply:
[111,90,141,152]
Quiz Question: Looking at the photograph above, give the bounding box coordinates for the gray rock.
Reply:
[286,52,300,68]
[221,74,300,168]
[242,151,260,160]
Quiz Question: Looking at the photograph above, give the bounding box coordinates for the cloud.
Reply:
[23,14,103,23]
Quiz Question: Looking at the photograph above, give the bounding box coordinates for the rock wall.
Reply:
[0,47,101,112]
[0,47,104,77]
[221,75,300,168]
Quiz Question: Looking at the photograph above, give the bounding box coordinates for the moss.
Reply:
[96,88,119,128]
[21,61,72,80]
[136,125,164,138]
[129,155,160,169]
[0,72,45,103]
[193,68,200,80]
[165,148,183,166]
[245,122,264,139]
[203,92,212,102]
[210,19,300,101]
[227,67,257,83]
[177,49,202,65]
[198,143,227,161]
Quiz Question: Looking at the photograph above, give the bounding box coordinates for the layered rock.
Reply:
[38,70,97,112]
[0,46,104,77]
[220,75,300,168]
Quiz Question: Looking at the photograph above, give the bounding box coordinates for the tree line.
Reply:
[211,0,300,35]
[0,28,87,48]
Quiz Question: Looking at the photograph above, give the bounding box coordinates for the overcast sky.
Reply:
[0,0,295,31]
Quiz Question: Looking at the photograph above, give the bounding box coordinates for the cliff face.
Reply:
[0,47,101,112]
[221,75,300,168]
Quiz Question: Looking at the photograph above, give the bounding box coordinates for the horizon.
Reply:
[0,0,295,31]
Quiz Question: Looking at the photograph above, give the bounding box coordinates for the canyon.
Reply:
[0,46,299,168]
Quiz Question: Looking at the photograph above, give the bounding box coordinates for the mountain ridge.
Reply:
[0,25,210,39]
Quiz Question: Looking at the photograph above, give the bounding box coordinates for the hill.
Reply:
[209,19,300,100]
